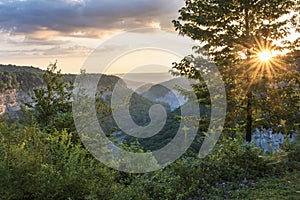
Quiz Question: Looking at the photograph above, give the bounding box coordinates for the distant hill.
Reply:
[0,64,127,92]
[0,64,44,73]
[0,64,44,92]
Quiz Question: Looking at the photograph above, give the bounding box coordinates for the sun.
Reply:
[243,35,286,86]
[257,50,273,62]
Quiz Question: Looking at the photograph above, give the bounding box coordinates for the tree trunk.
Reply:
[245,6,252,142]
[246,91,253,142]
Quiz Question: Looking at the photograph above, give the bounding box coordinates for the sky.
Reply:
[0,0,185,73]
[0,0,298,74]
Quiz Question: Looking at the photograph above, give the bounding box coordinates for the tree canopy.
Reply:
[173,0,299,141]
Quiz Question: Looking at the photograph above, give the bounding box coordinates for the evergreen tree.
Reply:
[173,0,299,141]
[30,61,74,132]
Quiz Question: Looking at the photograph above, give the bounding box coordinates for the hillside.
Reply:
[142,77,192,111]
[0,65,178,133]
[0,64,205,151]
[0,64,128,119]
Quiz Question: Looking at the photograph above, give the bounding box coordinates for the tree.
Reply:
[173,0,299,141]
[29,61,74,132]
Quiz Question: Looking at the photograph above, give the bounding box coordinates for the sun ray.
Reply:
[242,35,287,87]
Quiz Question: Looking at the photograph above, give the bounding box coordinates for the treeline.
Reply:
[0,64,79,92]
[0,64,134,92]
[0,64,44,91]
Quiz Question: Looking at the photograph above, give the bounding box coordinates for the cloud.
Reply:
[0,0,183,38]
[0,44,92,57]
[42,44,92,56]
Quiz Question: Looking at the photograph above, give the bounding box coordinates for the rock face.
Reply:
[142,80,188,111]
[0,89,34,119]
[0,90,15,115]
[152,90,187,111]
[0,64,45,118]
[251,128,295,152]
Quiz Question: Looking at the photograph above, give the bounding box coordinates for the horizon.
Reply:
[0,63,175,75]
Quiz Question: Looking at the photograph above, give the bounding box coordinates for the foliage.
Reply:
[172,0,299,140]
[29,62,75,133]
[1,119,300,199]
[124,106,180,151]
[229,171,300,199]
[0,71,19,92]
[0,122,118,200]
[282,135,300,172]
[0,64,44,91]
[1,53,299,199]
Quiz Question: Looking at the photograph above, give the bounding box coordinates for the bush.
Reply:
[0,123,118,200]
[284,136,300,172]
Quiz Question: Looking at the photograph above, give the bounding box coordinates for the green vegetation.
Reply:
[27,62,74,133]
[173,0,299,141]
[124,106,180,151]
[1,119,300,199]
[0,0,299,198]
[0,123,119,200]
[236,172,300,199]
[0,64,78,92]
[0,64,44,91]
[0,62,299,199]
[0,71,19,92]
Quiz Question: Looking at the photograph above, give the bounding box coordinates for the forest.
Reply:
[0,0,300,199]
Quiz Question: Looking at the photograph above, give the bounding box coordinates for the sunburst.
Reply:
[257,50,273,62]
[243,36,286,87]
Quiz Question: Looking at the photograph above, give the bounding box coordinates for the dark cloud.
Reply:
[0,0,183,37]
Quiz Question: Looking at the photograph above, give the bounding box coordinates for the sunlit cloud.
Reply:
[0,44,92,57]
[0,0,184,73]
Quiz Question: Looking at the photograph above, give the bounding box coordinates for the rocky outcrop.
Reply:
[142,79,189,111]
[0,89,34,119]
[152,90,187,111]
[0,89,17,115]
